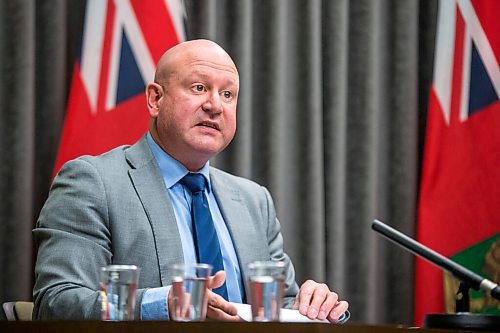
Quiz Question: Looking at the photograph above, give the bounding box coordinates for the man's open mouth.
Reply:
[197,122,220,130]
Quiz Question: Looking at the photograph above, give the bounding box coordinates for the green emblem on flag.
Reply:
[443,234,500,315]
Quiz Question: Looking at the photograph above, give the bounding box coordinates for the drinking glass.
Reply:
[247,261,286,322]
[100,265,140,320]
[171,263,212,321]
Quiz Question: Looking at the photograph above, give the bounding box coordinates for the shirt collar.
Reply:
[146,132,211,192]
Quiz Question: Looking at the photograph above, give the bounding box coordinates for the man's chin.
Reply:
[190,140,229,157]
[182,144,225,167]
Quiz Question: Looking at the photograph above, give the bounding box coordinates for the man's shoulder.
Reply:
[66,136,151,170]
[209,167,264,192]
[59,146,131,178]
[78,144,131,165]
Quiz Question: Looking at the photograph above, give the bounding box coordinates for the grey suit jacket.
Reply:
[33,136,299,319]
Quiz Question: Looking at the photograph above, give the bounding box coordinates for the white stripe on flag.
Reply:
[165,0,187,42]
[80,0,107,114]
[433,0,456,125]
[460,26,471,122]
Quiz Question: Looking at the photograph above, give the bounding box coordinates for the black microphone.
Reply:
[371,219,500,300]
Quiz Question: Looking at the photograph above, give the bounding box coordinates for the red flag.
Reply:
[416,0,500,325]
[53,0,186,174]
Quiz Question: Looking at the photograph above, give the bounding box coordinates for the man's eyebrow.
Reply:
[186,70,239,87]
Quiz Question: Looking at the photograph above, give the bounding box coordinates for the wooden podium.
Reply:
[1,321,497,333]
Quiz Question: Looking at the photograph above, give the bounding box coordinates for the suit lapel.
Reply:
[210,170,270,292]
[126,137,184,286]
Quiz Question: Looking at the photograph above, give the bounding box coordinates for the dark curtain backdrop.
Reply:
[0,0,438,325]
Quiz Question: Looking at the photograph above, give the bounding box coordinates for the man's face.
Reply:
[151,47,239,170]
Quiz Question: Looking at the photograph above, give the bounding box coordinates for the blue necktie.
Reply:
[180,173,228,300]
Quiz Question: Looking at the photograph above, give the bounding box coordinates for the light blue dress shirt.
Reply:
[141,133,243,320]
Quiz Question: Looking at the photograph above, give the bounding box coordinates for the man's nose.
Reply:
[202,92,223,114]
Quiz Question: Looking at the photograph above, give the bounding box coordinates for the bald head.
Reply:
[154,39,238,87]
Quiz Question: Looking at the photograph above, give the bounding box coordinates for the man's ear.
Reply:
[146,82,163,117]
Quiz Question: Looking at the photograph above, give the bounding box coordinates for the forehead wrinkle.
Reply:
[187,59,238,75]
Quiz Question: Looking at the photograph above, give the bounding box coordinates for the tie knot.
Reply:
[180,173,206,193]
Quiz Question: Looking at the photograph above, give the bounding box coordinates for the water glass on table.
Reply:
[100,265,140,320]
[247,261,286,322]
[171,263,212,321]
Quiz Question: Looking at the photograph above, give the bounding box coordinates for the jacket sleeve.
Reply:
[32,158,146,320]
[261,186,300,308]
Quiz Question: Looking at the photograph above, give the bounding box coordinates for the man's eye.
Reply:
[193,85,204,92]
[222,91,231,99]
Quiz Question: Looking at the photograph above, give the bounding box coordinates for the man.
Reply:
[33,39,349,321]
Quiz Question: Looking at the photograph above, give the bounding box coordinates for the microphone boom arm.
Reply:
[371,219,500,302]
